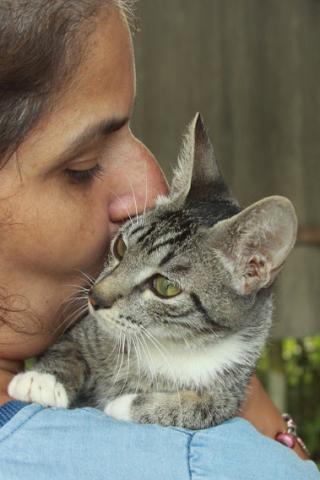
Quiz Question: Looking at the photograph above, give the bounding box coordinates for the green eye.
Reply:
[114,235,127,260]
[152,275,182,298]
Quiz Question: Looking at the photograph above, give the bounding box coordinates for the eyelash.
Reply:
[65,164,105,183]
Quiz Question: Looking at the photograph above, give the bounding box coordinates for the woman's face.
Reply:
[0,8,167,359]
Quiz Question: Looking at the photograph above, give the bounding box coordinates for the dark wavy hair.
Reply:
[0,0,135,165]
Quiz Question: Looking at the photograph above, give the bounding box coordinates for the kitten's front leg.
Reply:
[105,391,240,429]
[8,332,89,408]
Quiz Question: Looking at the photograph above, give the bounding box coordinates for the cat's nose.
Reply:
[88,288,114,310]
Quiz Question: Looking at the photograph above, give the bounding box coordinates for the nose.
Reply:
[108,135,168,224]
[88,288,116,310]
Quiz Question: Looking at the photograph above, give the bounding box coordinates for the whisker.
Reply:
[111,332,123,388]
[143,157,148,218]
[124,334,132,390]
[137,331,159,392]
[134,334,147,393]
[139,326,181,409]
[63,286,90,296]
[80,270,96,285]
[105,185,134,225]
[106,336,121,361]
[131,332,142,394]
[113,330,127,386]
[72,269,96,286]
[118,328,130,395]
[59,298,88,325]
[52,304,88,337]
[125,173,139,219]
[58,292,88,317]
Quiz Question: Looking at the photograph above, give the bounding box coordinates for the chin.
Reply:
[147,324,185,342]
[89,306,133,339]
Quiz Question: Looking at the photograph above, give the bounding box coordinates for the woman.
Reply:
[0,1,318,478]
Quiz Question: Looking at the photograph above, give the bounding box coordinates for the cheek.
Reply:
[46,192,112,273]
[4,183,112,277]
[51,204,110,268]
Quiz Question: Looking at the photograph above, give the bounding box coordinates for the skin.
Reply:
[0,7,307,460]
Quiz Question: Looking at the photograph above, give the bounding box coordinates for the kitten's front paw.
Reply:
[104,394,137,422]
[8,371,69,408]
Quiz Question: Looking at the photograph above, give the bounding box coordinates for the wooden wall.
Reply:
[132,0,320,337]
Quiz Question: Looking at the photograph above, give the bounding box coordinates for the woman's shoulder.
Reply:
[0,402,318,480]
[0,402,189,480]
[189,417,320,479]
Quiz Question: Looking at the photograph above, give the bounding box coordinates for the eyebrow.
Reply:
[54,116,129,164]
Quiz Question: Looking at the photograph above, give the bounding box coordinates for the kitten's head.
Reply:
[89,114,297,346]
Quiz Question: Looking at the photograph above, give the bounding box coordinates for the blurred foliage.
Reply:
[258,336,320,464]
[25,358,36,370]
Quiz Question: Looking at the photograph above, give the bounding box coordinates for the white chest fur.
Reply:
[139,333,259,388]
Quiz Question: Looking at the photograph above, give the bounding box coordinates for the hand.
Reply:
[239,375,309,460]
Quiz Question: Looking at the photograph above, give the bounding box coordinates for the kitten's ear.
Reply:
[158,113,237,208]
[212,196,298,295]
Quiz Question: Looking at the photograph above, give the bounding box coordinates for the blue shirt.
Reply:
[0,401,319,480]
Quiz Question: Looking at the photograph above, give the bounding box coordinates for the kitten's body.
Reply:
[9,114,297,429]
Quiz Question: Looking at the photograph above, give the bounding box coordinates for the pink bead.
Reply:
[275,432,296,449]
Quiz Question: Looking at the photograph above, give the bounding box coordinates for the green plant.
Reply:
[257,336,320,463]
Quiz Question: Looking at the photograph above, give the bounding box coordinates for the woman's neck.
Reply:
[0,359,24,405]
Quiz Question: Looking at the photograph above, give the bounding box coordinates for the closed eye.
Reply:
[65,163,105,183]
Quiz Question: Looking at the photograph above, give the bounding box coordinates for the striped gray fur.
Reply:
[25,114,298,429]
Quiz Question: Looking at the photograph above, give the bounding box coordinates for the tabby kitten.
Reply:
[9,114,297,429]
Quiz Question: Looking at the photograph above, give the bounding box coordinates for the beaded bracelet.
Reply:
[275,413,310,456]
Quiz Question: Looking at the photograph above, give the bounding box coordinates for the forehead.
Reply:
[59,8,135,123]
[14,8,135,172]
